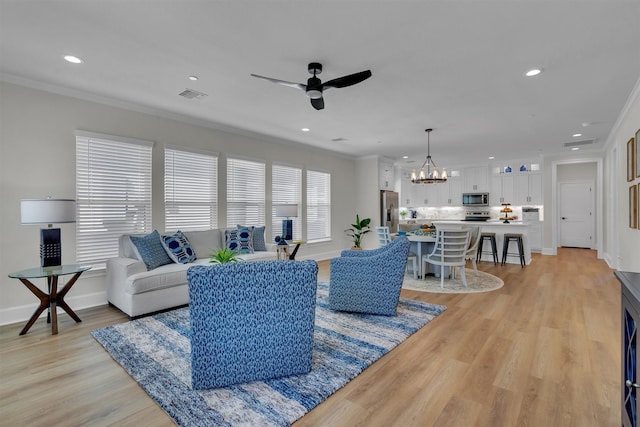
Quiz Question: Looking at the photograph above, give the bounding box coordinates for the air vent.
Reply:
[178,88,208,100]
[331,137,347,142]
[563,139,595,148]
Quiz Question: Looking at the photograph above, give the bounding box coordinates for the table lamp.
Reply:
[21,198,76,267]
[274,204,298,241]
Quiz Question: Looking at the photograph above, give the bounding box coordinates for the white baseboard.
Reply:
[0,291,107,327]
[541,247,556,256]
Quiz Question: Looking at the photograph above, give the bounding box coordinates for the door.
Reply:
[559,182,593,248]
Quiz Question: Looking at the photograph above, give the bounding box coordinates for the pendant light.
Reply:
[410,128,447,184]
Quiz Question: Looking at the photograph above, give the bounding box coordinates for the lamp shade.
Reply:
[21,199,76,224]
[274,204,298,218]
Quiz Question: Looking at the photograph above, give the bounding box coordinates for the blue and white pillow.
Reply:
[162,231,197,264]
[225,228,254,254]
[130,230,173,270]
[237,225,266,251]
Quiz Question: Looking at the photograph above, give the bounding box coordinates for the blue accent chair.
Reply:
[329,237,410,316]
[188,260,318,389]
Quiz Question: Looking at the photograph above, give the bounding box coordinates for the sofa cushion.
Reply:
[130,230,173,270]
[225,228,254,254]
[237,225,267,251]
[162,230,197,264]
[183,229,222,259]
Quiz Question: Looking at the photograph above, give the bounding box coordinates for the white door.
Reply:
[559,182,593,248]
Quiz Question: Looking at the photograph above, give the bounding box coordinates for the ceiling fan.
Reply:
[250,62,372,110]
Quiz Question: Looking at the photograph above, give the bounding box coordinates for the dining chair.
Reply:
[375,226,417,279]
[464,226,481,275]
[422,227,471,288]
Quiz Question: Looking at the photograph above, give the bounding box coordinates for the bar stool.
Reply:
[501,233,525,267]
[476,232,498,265]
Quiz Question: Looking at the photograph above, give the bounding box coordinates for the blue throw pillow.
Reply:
[130,230,173,270]
[237,225,266,251]
[162,230,197,264]
[225,228,254,254]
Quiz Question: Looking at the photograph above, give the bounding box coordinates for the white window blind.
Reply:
[76,133,153,269]
[272,164,302,242]
[165,147,218,231]
[227,157,265,227]
[306,170,331,242]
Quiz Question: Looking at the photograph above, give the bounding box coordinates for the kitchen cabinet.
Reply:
[379,160,395,190]
[528,223,543,252]
[514,172,543,205]
[490,174,515,205]
[400,171,413,206]
[463,166,489,192]
[443,176,462,205]
[616,271,640,427]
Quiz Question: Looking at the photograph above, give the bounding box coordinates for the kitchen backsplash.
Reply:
[401,205,543,221]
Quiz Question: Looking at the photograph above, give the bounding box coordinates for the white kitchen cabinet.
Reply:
[444,176,462,205]
[490,174,514,205]
[463,166,489,192]
[400,171,413,206]
[528,223,543,252]
[515,172,543,205]
[379,160,395,190]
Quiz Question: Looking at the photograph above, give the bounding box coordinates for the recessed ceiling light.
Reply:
[571,147,580,151]
[63,55,84,64]
[488,156,495,160]
[402,155,409,159]
[524,68,542,77]
[572,133,582,137]
[188,75,199,81]
[301,128,310,132]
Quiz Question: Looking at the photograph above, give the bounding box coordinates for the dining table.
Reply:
[394,232,436,278]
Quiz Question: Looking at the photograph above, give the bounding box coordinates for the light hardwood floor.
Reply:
[0,248,620,426]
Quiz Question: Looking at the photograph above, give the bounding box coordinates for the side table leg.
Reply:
[56,272,83,323]
[17,278,50,335]
[49,276,59,335]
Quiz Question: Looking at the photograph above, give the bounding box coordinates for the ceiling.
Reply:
[2,1,640,168]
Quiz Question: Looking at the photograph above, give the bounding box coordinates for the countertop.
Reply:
[431,220,530,226]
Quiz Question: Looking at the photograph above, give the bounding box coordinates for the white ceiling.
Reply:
[2,0,639,168]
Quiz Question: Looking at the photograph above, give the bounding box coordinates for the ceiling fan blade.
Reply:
[311,97,325,110]
[322,70,372,90]
[250,74,306,91]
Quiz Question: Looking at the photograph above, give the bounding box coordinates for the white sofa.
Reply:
[106,229,275,318]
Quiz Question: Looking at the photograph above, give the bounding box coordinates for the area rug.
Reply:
[402,269,504,294]
[91,282,445,426]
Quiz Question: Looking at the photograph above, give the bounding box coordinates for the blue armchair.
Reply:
[187,260,318,389]
[329,237,410,316]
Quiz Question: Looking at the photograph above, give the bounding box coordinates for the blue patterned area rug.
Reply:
[91,282,445,426]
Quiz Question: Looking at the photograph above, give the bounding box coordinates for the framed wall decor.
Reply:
[631,184,638,229]
[636,129,640,178]
[628,137,635,182]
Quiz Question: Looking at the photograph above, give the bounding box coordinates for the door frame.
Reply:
[551,158,603,258]
[558,179,595,249]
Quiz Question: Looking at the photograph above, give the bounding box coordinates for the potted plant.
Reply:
[400,209,408,219]
[345,214,371,249]
[210,248,241,264]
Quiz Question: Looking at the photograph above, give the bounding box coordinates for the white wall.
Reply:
[606,77,640,272]
[0,82,358,323]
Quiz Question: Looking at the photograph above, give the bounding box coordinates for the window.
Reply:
[76,132,153,269]
[272,164,302,242]
[306,170,331,242]
[227,157,265,227]
[165,147,218,231]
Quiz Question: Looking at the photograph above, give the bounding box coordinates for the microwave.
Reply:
[462,192,489,206]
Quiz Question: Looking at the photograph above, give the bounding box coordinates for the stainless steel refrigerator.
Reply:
[380,190,399,232]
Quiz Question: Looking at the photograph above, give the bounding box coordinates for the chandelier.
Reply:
[410,128,448,184]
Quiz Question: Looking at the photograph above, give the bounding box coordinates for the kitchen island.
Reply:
[432,220,532,265]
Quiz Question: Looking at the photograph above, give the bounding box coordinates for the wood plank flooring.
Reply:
[0,248,621,426]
